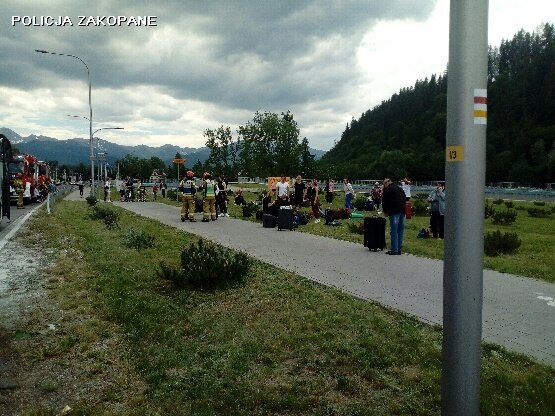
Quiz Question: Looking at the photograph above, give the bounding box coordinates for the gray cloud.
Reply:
[0,0,436,148]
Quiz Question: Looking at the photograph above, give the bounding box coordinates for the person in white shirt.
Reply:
[343,178,354,209]
[276,176,289,199]
[400,178,412,201]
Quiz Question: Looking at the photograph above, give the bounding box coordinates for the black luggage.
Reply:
[325,209,335,225]
[263,214,277,228]
[364,217,386,251]
[364,200,374,211]
[277,209,295,230]
[256,210,264,221]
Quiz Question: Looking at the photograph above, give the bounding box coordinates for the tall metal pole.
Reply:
[442,1,488,415]
[35,50,94,195]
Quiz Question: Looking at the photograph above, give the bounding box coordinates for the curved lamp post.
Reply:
[35,49,94,194]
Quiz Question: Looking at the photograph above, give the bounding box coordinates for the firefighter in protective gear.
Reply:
[179,171,196,222]
[201,172,217,222]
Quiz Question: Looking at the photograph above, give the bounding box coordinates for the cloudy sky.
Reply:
[1,1,553,151]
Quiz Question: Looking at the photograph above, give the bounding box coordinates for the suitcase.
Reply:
[405,201,412,219]
[256,210,264,221]
[364,200,374,211]
[364,217,386,251]
[263,214,277,228]
[277,209,295,230]
[325,209,335,225]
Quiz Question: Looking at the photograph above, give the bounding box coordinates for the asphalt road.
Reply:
[0,201,43,245]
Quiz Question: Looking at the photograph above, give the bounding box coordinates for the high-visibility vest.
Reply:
[180,179,195,195]
[204,180,216,197]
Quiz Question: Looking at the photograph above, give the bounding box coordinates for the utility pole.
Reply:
[442,1,489,415]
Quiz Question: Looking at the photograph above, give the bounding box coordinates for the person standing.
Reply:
[216,175,228,217]
[201,172,217,222]
[152,183,159,201]
[382,178,406,255]
[343,178,355,210]
[401,178,412,201]
[104,178,111,202]
[293,175,306,207]
[119,180,126,202]
[325,179,334,204]
[309,179,321,221]
[161,181,167,198]
[427,182,445,238]
[276,176,289,199]
[77,178,84,198]
[371,182,382,212]
[179,171,196,222]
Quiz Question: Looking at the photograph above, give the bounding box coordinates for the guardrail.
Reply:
[46,184,75,214]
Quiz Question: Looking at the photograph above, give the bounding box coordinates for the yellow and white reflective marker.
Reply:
[446,145,464,162]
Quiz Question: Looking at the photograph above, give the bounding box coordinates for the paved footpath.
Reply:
[70,192,555,366]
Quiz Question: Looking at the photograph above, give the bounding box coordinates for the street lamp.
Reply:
[35,49,94,194]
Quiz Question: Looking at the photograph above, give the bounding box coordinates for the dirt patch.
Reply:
[0,226,147,415]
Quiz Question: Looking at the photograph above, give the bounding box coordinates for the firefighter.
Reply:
[179,170,196,222]
[201,172,217,222]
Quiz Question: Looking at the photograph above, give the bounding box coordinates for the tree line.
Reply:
[321,23,555,185]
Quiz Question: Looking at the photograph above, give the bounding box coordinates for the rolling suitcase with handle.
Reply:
[277,209,295,230]
[364,217,386,251]
[263,214,277,228]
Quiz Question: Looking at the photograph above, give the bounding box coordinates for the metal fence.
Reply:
[46,184,75,214]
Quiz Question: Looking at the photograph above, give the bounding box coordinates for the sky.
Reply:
[0,1,554,151]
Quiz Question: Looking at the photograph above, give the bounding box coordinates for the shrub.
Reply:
[353,195,367,210]
[90,205,120,229]
[527,207,551,218]
[504,201,514,209]
[515,205,526,211]
[160,239,251,291]
[492,198,504,205]
[484,202,496,219]
[412,199,429,216]
[347,221,364,234]
[533,201,545,206]
[412,193,427,200]
[123,229,155,251]
[167,189,178,200]
[484,230,521,256]
[331,208,351,220]
[85,195,97,206]
[491,209,517,225]
[242,201,258,217]
[156,262,184,288]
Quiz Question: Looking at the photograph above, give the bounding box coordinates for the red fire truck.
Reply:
[1,134,13,220]
[8,153,40,204]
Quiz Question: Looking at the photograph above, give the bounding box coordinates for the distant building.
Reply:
[149,169,165,184]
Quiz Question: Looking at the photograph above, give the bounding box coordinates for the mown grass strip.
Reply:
[30,200,555,415]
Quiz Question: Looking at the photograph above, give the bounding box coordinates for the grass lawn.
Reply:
[16,200,555,415]
[148,190,554,282]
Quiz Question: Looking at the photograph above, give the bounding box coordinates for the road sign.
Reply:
[172,158,186,164]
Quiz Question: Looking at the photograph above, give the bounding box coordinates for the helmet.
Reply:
[186,170,194,178]
[203,172,210,179]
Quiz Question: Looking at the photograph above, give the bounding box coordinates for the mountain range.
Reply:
[0,127,326,166]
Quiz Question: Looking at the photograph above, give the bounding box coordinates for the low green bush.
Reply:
[167,189,178,201]
[331,208,351,220]
[353,195,367,211]
[123,229,156,251]
[412,199,429,216]
[346,222,364,234]
[90,205,120,229]
[492,198,504,205]
[484,202,496,219]
[504,201,514,209]
[533,201,545,206]
[242,201,258,217]
[491,209,517,225]
[527,207,551,218]
[85,195,97,206]
[159,239,251,291]
[484,230,521,256]
[412,193,427,200]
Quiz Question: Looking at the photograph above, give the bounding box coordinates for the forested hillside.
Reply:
[321,24,555,185]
